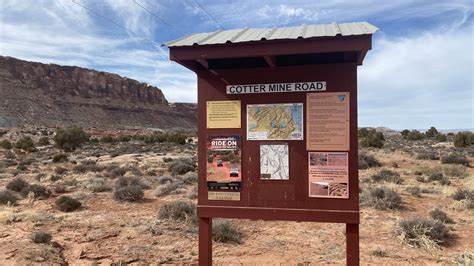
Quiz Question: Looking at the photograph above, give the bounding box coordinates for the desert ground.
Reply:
[0,128,473,265]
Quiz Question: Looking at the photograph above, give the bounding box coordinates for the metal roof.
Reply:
[165,22,378,47]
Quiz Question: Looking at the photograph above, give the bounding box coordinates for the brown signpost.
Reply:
[166,22,377,265]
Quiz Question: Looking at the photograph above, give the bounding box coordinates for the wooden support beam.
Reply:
[196,59,209,69]
[263,56,276,67]
[357,50,368,65]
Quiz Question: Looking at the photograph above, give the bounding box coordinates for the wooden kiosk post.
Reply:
[166,22,377,265]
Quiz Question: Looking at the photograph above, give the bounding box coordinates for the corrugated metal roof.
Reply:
[165,22,377,47]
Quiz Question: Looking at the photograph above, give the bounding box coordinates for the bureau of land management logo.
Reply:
[338,95,346,102]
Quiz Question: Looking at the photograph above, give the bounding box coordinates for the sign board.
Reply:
[307,92,350,151]
[168,23,375,265]
[206,100,241,128]
[226,82,326,94]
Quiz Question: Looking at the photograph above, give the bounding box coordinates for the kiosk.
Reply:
[166,22,377,265]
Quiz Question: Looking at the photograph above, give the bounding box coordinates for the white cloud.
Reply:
[359,25,473,129]
[256,4,319,23]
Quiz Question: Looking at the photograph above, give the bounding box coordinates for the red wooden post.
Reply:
[199,217,212,265]
[346,223,359,265]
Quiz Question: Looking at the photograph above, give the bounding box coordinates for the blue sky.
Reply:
[0,0,472,130]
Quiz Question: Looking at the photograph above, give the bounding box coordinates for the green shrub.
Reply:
[86,177,112,192]
[425,127,439,138]
[442,165,467,178]
[360,187,402,210]
[155,182,181,197]
[428,173,443,181]
[0,140,12,149]
[406,186,421,197]
[55,196,81,212]
[441,154,469,166]
[416,150,438,160]
[453,132,474,148]
[116,176,143,188]
[6,178,29,192]
[371,169,403,184]
[358,128,370,138]
[100,135,115,143]
[360,130,384,148]
[429,208,453,223]
[73,161,104,173]
[52,153,68,163]
[53,126,89,152]
[106,165,125,178]
[358,153,382,169]
[54,167,67,175]
[402,130,425,140]
[157,175,173,184]
[452,188,474,201]
[32,231,52,244]
[0,190,17,205]
[212,220,243,244]
[15,137,36,152]
[20,184,50,199]
[396,218,449,250]
[158,201,196,224]
[117,135,131,142]
[168,158,196,176]
[436,134,447,142]
[113,186,144,202]
[370,248,388,257]
[37,136,50,146]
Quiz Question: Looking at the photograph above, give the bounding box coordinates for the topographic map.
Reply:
[247,103,303,140]
[260,144,289,180]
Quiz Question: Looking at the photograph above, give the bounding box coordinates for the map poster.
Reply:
[247,103,303,140]
[206,135,241,191]
[260,143,289,180]
[306,92,349,151]
[206,100,241,129]
[308,152,349,199]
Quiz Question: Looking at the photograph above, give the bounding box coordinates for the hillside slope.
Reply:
[0,56,196,130]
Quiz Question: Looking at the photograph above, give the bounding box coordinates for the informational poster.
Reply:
[247,103,303,140]
[260,144,289,180]
[206,135,241,191]
[207,100,241,128]
[308,152,349,198]
[306,92,349,151]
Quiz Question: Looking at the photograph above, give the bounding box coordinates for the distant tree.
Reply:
[360,130,384,148]
[436,134,447,142]
[425,127,439,138]
[15,137,37,152]
[453,132,474,148]
[358,128,369,138]
[400,129,410,137]
[0,140,12,149]
[403,130,425,141]
[53,126,89,152]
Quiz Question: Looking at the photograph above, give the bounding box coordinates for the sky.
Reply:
[0,0,473,130]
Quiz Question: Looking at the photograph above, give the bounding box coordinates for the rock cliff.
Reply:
[0,56,196,130]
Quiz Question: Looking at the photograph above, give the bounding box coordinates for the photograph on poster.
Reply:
[260,143,289,180]
[247,103,303,140]
[206,136,241,191]
[309,152,349,198]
